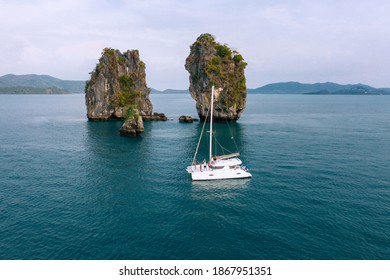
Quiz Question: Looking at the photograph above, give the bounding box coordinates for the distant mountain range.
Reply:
[153,82,390,95]
[150,88,190,94]
[0,74,85,94]
[248,81,390,95]
[1,74,389,95]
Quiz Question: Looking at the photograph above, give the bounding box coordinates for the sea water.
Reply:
[0,93,389,259]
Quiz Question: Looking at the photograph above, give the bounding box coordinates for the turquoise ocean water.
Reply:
[0,93,389,259]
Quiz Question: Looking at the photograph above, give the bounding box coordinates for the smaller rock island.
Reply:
[179,115,198,123]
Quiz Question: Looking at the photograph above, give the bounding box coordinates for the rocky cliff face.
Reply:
[85,48,153,120]
[185,34,248,122]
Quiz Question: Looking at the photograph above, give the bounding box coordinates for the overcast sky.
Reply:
[1,0,389,89]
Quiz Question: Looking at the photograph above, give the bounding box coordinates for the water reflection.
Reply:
[191,178,251,201]
[83,120,150,190]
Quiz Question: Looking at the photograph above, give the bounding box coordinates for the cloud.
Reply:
[1,0,390,88]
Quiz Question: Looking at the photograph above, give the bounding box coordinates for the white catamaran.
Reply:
[186,86,252,181]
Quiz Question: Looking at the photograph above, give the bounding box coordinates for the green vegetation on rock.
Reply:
[123,105,140,121]
[114,75,140,106]
[113,75,142,120]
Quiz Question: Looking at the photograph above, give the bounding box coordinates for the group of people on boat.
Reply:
[193,158,216,172]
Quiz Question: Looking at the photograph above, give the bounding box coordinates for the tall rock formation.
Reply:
[85,48,153,121]
[185,33,248,122]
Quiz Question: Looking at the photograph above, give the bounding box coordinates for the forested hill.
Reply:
[152,82,390,95]
[0,74,85,94]
[248,81,390,95]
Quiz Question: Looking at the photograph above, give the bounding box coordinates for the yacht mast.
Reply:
[209,85,214,162]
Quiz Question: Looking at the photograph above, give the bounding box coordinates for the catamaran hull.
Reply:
[191,170,252,181]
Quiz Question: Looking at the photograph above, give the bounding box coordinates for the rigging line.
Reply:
[213,121,238,155]
[213,132,234,155]
[213,115,239,155]
[191,109,209,165]
[225,117,239,152]
[210,117,236,156]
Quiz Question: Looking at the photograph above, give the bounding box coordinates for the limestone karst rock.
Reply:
[179,115,198,123]
[142,112,168,121]
[85,48,153,121]
[185,33,248,122]
[119,109,144,137]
